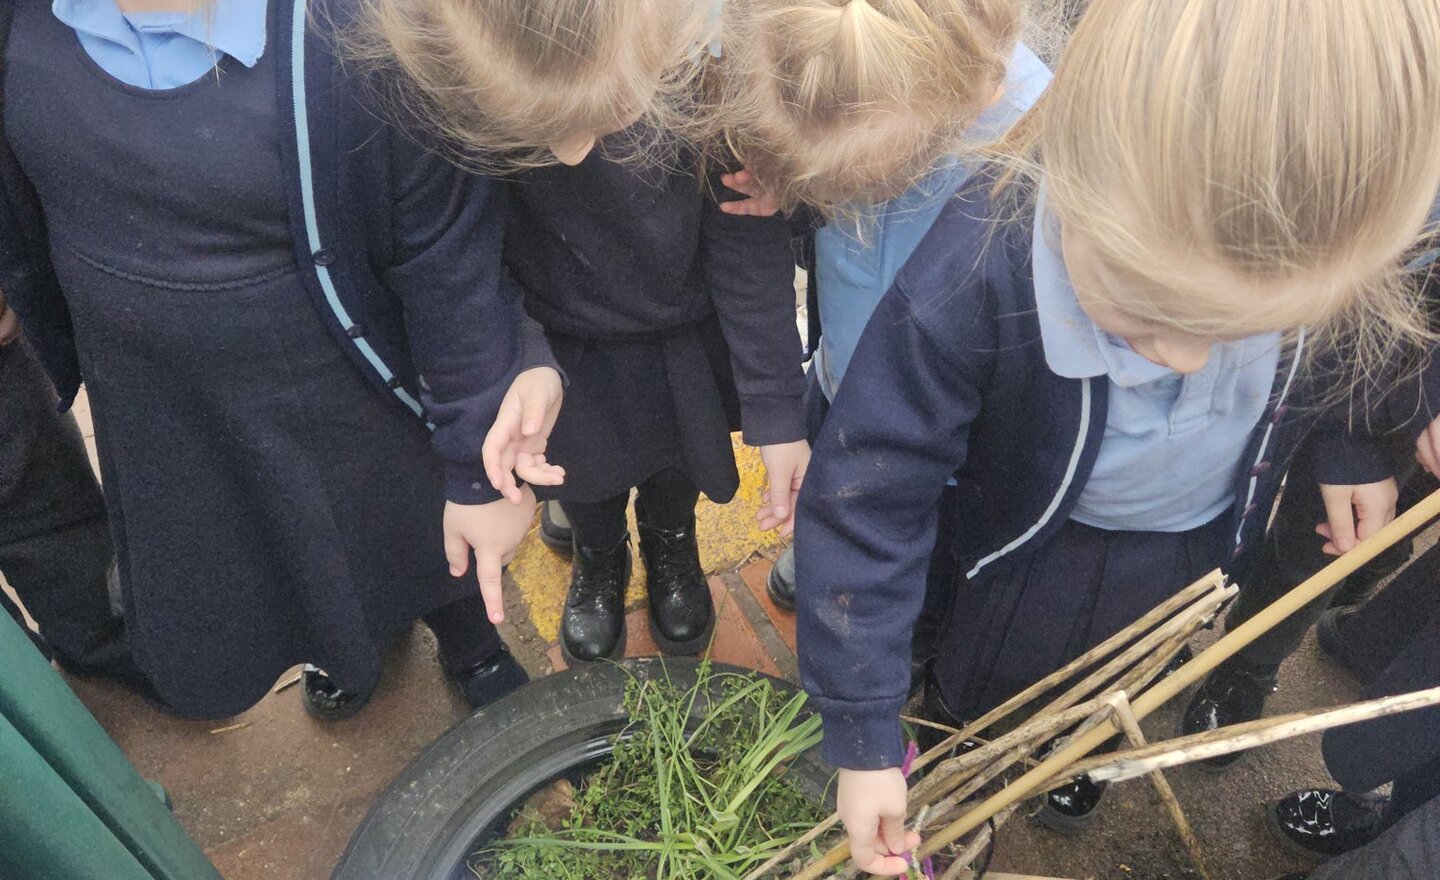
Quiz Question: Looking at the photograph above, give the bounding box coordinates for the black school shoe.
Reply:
[1037,773,1109,834]
[302,666,374,722]
[1178,662,1277,771]
[766,545,797,612]
[1034,733,1111,834]
[561,536,632,663]
[540,501,574,556]
[441,644,530,710]
[1268,789,1390,859]
[638,519,715,656]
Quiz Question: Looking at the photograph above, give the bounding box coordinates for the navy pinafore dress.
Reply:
[3,4,482,718]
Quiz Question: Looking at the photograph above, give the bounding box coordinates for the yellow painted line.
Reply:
[508,436,785,643]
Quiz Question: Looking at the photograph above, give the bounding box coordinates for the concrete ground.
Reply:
[16,389,1382,880]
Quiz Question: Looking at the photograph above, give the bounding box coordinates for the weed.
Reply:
[472,661,831,880]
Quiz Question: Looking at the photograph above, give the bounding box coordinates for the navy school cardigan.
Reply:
[505,150,808,446]
[794,174,1395,770]
[0,0,552,505]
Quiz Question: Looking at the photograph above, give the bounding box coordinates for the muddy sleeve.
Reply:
[795,278,991,770]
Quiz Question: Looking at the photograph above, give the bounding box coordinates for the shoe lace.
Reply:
[644,528,703,589]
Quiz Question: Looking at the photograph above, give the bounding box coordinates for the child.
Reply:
[717,0,1050,626]
[354,0,715,173]
[792,0,1440,872]
[721,0,1035,218]
[370,0,810,664]
[0,0,561,720]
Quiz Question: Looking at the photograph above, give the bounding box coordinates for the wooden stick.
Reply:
[911,571,1226,776]
[779,582,1223,880]
[911,697,1116,806]
[1066,685,1440,783]
[1030,585,1232,722]
[1106,694,1211,880]
[901,488,1440,862]
[936,806,1016,880]
[788,488,1440,879]
[910,590,1227,815]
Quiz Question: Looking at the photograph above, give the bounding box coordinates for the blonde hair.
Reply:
[1001,0,1440,381]
[719,0,1026,218]
[347,0,714,171]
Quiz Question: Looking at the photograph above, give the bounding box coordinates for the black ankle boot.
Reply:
[1179,662,1277,771]
[638,519,714,655]
[561,536,631,663]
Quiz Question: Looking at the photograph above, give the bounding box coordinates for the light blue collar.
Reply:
[1031,188,1181,388]
[53,0,267,68]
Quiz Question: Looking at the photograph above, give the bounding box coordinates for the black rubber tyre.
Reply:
[332,658,834,880]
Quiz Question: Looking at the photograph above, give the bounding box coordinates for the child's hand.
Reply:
[1316,478,1399,555]
[1416,414,1440,477]
[719,169,782,218]
[483,367,565,504]
[838,768,920,876]
[443,486,537,624]
[758,440,810,535]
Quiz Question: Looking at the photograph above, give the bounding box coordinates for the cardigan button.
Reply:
[1249,462,1272,478]
[346,324,366,339]
[313,248,338,267]
[386,376,403,390]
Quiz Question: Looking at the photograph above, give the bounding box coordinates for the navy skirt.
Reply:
[536,314,742,504]
[931,515,1231,722]
[59,255,478,718]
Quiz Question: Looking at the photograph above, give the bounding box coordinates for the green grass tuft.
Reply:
[472,661,831,880]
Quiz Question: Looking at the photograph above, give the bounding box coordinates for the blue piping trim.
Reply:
[289,0,424,418]
[966,376,1094,580]
[1234,329,1305,548]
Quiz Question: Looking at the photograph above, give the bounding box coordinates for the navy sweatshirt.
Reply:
[0,0,552,505]
[795,175,1394,770]
[505,149,808,447]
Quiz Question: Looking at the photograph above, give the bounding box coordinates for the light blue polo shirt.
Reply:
[813,41,1052,400]
[53,0,266,90]
[1031,194,1282,533]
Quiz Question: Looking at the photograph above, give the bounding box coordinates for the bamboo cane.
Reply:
[907,586,1228,814]
[911,571,1227,776]
[1064,685,1440,783]
[911,698,1116,805]
[787,487,1440,879]
[752,581,1226,880]
[1029,585,1232,721]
